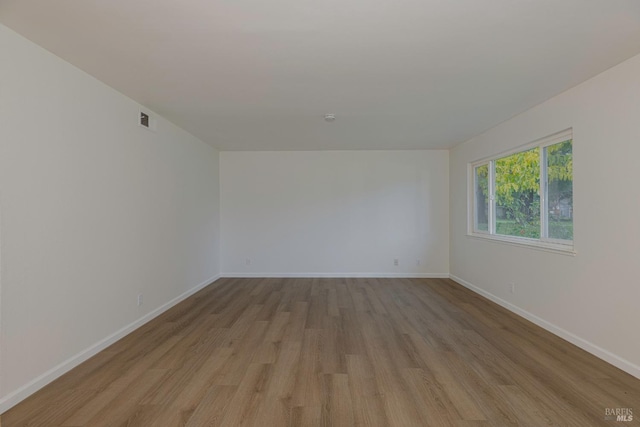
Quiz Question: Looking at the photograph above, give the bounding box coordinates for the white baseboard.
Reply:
[221,272,450,278]
[0,274,221,414]
[449,274,640,380]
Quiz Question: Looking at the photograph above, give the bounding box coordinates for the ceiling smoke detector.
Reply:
[324,113,336,122]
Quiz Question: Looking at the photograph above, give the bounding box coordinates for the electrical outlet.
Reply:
[509,283,516,294]
[137,294,143,306]
[416,259,421,266]
[245,258,251,266]
[393,258,399,266]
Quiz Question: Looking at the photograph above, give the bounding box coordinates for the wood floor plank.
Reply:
[400,367,464,426]
[346,354,389,427]
[290,328,323,407]
[2,278,640,426]
[59,336,182,426]
[263,311,291,343]
[322,373,355,426]
[263,340,302,400]
[289,406,321,427]
[183,385,237,427]
[217,363,271,427]
[281,301,308,342]
[143,347,235,427]
[215,321,269,386]
[83,369,169,427]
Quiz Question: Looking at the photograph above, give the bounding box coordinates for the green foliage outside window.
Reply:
[475,140,572,239]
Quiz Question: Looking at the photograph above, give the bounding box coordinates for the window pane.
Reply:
[546,140,573,240]
[474,164,489,231]
[495,147,540,238]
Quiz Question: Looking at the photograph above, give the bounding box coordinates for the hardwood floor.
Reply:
[2,277,639,426]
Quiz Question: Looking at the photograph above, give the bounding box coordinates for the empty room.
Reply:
[1,0,640,425]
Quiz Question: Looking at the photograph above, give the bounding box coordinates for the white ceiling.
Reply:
[2,1,640,150]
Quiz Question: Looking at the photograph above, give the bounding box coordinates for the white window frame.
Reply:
[467,129,575,255]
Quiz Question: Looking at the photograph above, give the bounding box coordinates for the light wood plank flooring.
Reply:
[2,278,639,426]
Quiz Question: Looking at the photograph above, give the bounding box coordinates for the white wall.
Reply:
[450,53,640,378]
[0,24,220,410]
[220,150,449,277]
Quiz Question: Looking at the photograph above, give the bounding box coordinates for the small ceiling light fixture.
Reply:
[324,113,336,122]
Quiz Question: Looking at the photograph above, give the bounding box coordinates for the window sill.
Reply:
[467,233,576,256]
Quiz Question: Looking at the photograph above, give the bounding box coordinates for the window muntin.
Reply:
[470,130,573,250]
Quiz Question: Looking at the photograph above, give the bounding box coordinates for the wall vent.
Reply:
[139,110,157,131]
[140,111,149,127]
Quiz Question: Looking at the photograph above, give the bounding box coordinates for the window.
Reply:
[470,130,573,252]
[474,164,489,232]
